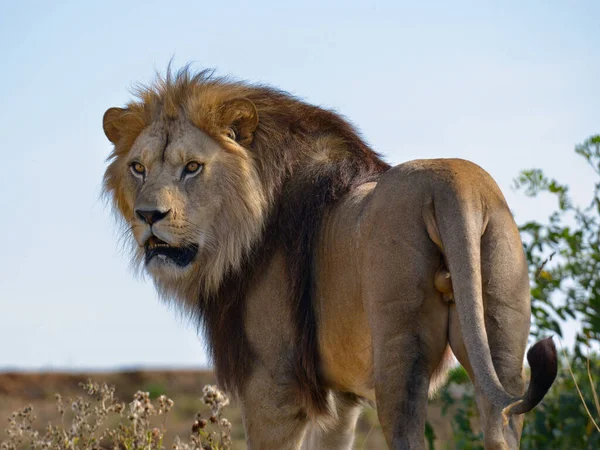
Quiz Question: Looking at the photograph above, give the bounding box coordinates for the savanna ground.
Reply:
[2,357,599,449]
[0,369,464,449]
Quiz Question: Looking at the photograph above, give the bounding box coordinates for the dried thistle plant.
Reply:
[173,385,233,450]
[0,380,232,450]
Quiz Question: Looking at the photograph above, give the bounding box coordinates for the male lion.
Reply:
[102,68,557,449]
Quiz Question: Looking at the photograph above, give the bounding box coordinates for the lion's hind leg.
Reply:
[428,344,455,397]
[448,211,531,450]
[363,238,449,449]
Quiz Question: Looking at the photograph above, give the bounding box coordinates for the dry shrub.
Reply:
[0,380,232,450]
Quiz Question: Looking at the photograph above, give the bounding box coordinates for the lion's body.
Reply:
[103,69,556,449]
[314,158,528,400]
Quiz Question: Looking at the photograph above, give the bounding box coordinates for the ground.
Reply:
[0,370,457,449]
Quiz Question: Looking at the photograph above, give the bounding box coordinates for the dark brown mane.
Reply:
[107,68,390,417]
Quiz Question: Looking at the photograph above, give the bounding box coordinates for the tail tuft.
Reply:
[509,337,558,415]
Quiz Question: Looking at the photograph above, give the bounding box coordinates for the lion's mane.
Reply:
[103,68,390,414]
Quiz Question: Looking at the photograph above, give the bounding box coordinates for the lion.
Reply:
[102,68,557,450]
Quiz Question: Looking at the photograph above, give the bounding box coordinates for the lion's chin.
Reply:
[146,255,196,281]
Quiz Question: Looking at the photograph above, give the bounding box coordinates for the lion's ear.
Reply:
[103,107,127,144]
[220,98,259,146]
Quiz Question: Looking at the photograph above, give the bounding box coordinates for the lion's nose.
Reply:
[135,209,170,225]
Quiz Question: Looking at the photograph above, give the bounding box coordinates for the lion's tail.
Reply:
[505,337,558,415]
[424,185,557,417]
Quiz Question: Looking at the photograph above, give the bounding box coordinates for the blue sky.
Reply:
[1,0,598,370]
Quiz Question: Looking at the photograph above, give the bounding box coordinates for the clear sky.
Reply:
[1,0,598,370]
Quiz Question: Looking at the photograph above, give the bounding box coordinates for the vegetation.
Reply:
[514,135,600,446]
[0,381,234,450]
[516,135,600,354]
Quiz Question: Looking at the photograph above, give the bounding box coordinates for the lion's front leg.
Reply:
[302,392,362,450]
[239,364,309,450]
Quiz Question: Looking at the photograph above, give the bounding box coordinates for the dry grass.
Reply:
[0,371,460,449]
[559,340,600,433]
[0,380,233,450]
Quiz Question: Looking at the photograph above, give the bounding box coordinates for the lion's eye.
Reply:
[182,161,203,179]
[130,162,145,177]
[226,128,237,141]
[185,161,201,173]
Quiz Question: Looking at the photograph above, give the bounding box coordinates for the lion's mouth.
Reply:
[144,236,198,267]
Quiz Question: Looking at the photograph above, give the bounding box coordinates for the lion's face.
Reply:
[125,119,225,279]
[104,104,267,294]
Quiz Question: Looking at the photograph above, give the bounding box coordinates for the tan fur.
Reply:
[103,69,555,449]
